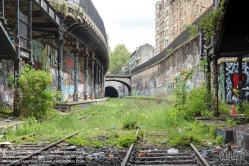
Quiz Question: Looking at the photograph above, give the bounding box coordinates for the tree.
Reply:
[109,44,130,73]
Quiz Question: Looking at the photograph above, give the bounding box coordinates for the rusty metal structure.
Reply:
[0,0,108,114]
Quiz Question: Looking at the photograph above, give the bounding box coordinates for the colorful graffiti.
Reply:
[131,53,203,96]
[224,62,249,103]
[0,60,14,103]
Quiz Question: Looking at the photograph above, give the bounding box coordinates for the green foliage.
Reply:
[185,24,198,39]
[241,103,249,116]
[54,3,60,11]
[168,133,203,149]
[209,125,217,138]
[219,100,230,115]
[62,2,68,15]
[122,119,137,130]
[173,68,194,107]
[166,48,173,55]
[117,135,136,148]
[8,65,58,119]
[109,44,130,73]
[186,84,213,117]
[0,109,13,118]
[4,98,221,149]
[226,117,236,127]
[199,0,225,42]
[213,136,224,146]
[41,48,50,72]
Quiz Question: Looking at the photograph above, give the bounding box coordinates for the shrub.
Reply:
[118,135,136,148]
[8,65,59,119]
[185,84,212,117]
[213,136,224,146]
[122,119,137,130]
[168,133,203,149]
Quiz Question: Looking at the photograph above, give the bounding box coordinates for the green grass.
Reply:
[2,98,222,149]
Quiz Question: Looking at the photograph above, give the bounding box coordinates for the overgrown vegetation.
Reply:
[3,98,225,149]
[173,68,194,107]
[166,48,173,55]
[8,65,59,119]
[185,24,198,39]
[199,0,225,42]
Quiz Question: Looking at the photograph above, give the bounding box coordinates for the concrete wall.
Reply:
[131,37,204,96]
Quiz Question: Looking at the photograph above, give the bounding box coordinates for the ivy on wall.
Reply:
[199,0,225,43]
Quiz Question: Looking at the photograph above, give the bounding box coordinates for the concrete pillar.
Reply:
[73,45,79,101]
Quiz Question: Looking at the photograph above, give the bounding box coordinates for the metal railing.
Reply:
[68,0,107,43]
[131,5,214,74]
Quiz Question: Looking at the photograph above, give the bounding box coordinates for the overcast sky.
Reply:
[92,0,158,53]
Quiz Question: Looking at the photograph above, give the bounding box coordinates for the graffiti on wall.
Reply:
[0,60,14,103]
[132,53,204,96]
[224,62,249,102]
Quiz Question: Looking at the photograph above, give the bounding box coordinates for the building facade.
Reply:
[128,43,154,73]
[155,0,213,55]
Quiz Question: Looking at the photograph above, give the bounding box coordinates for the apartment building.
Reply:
[155,0,213,55]
[155,0,170,54]
[128,43,154,73]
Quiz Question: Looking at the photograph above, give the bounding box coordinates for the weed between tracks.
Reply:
[3,98,225,149]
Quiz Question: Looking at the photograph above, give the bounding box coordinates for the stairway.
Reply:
[0,17,16,59]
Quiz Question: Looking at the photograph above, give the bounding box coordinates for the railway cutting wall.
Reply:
[131,37,205,96]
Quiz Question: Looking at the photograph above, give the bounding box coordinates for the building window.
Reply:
[165,30,168,36]
[165,40,168,46]
[164,10,168,17]
[164,0,168,7]
[165,20,169,26]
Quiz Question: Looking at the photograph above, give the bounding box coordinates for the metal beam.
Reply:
[214,0,235,56]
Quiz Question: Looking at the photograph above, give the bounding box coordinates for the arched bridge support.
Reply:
[105,75,131,96]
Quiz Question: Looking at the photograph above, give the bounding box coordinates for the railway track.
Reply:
[121,128,249,166]
[1,128,248,165]
[121,127,209,166]
[0,131,126,166]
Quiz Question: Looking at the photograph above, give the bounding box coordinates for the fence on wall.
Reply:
[131,5,213,74]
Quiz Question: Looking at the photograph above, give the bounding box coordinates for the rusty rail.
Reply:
[121,127,140,166]
[190,143,210,166]
[8,131,82,166]
[9,132,37,143]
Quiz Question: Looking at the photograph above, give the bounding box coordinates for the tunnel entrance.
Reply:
[105,86,119,98]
